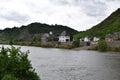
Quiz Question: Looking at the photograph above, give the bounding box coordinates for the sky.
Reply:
[0,0,120,31]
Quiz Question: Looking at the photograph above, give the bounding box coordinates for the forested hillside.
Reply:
[0,22,78,43]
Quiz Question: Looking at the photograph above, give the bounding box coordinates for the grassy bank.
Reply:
[8,42,75,49]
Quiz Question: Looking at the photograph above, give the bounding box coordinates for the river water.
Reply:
[1,45,120,80]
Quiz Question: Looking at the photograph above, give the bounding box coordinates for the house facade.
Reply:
[91,37,100,45]
[84,36,91,42]
[41,33,50,43]
[59,31,70,43]
[80,36,100,46]
[93,37,100,42]
[105,32,120,42]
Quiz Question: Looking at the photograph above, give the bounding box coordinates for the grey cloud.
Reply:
[51,0,107,17]
[0,0,120,31]
[0,11,29,23]
[51,0,80,6]
[80,1,107,17]
[51,0,70,5]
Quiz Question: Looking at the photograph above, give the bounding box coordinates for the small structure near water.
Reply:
[79,36,100,46]
[41,33,50,43]
[58,31,70,43]
[41,31,71,46]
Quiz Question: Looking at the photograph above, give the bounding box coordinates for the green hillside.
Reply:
[74,8,120,39]
[0,22,78,43]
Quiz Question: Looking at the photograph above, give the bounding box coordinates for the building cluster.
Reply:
[105,32,120,47]
[41,31,72,46]
[40,31,120,47]
[79,31,120,47]
[105,32,120,42]
[79,36,100,46]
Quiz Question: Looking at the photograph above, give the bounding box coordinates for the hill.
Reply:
[74,8,120,39]
[0,22,78,43]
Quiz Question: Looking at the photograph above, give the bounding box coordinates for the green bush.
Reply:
[97,40,108,52]
[2,74,18,80]
[72,40,80,47]
[0,46,40,80]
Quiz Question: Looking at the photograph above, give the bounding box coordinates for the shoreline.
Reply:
[1,43,120,52]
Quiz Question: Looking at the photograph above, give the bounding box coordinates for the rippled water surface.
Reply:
[2,45,120,80]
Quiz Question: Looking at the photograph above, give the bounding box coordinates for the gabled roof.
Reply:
[60,31,69,36]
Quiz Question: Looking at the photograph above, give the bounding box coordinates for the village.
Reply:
[40,31,120,48]
[41,31,72,47]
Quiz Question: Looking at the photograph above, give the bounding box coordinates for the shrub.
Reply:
[72,40,80,47]
[97,40,108,52]
[0,46,40,80]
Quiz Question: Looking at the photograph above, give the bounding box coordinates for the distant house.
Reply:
[80,36,100,46]
[91,37,100,45]
[41,33,50,43]
[84,36,91,42]
[41,31,59,45]
[93,37,100,42]
[105,34,114,42]
[105,32,120,42]
[59,31,70,43]
[48,31,58,42]
[79,36,91,46]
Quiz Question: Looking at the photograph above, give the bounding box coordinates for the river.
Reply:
[1,45,120,80]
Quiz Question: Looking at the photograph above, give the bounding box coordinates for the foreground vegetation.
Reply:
[0,46,40,80]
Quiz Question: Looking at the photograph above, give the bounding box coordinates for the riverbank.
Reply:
[4,42,75,49]
[2,41,120,52]
[73,46,92,50]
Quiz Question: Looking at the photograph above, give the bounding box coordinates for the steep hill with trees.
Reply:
[74,8,120,39]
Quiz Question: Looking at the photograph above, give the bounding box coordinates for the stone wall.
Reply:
[107,41,120,47]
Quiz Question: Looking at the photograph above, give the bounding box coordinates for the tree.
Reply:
[0,46,40,80]
[97,40,108,52]
[72,40,80,47]
[2,74,18,80]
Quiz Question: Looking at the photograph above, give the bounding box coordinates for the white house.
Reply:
[59,31,70,42]
[41,33,50,42]
[84,36,91,42]
[93,37,100,42]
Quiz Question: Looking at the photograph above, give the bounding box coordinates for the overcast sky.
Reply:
[0,0,120,31]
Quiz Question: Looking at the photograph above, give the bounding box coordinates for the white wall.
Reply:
[59,36,70,42]
[84,37,90,42]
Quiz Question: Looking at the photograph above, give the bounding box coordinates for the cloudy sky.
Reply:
[0,0,120,31]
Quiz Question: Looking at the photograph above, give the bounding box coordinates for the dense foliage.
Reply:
[26,23,78,35]
[0,46,40,80]
[74,8,120,39]
[72,40,80,47]
[96,40,108,52]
